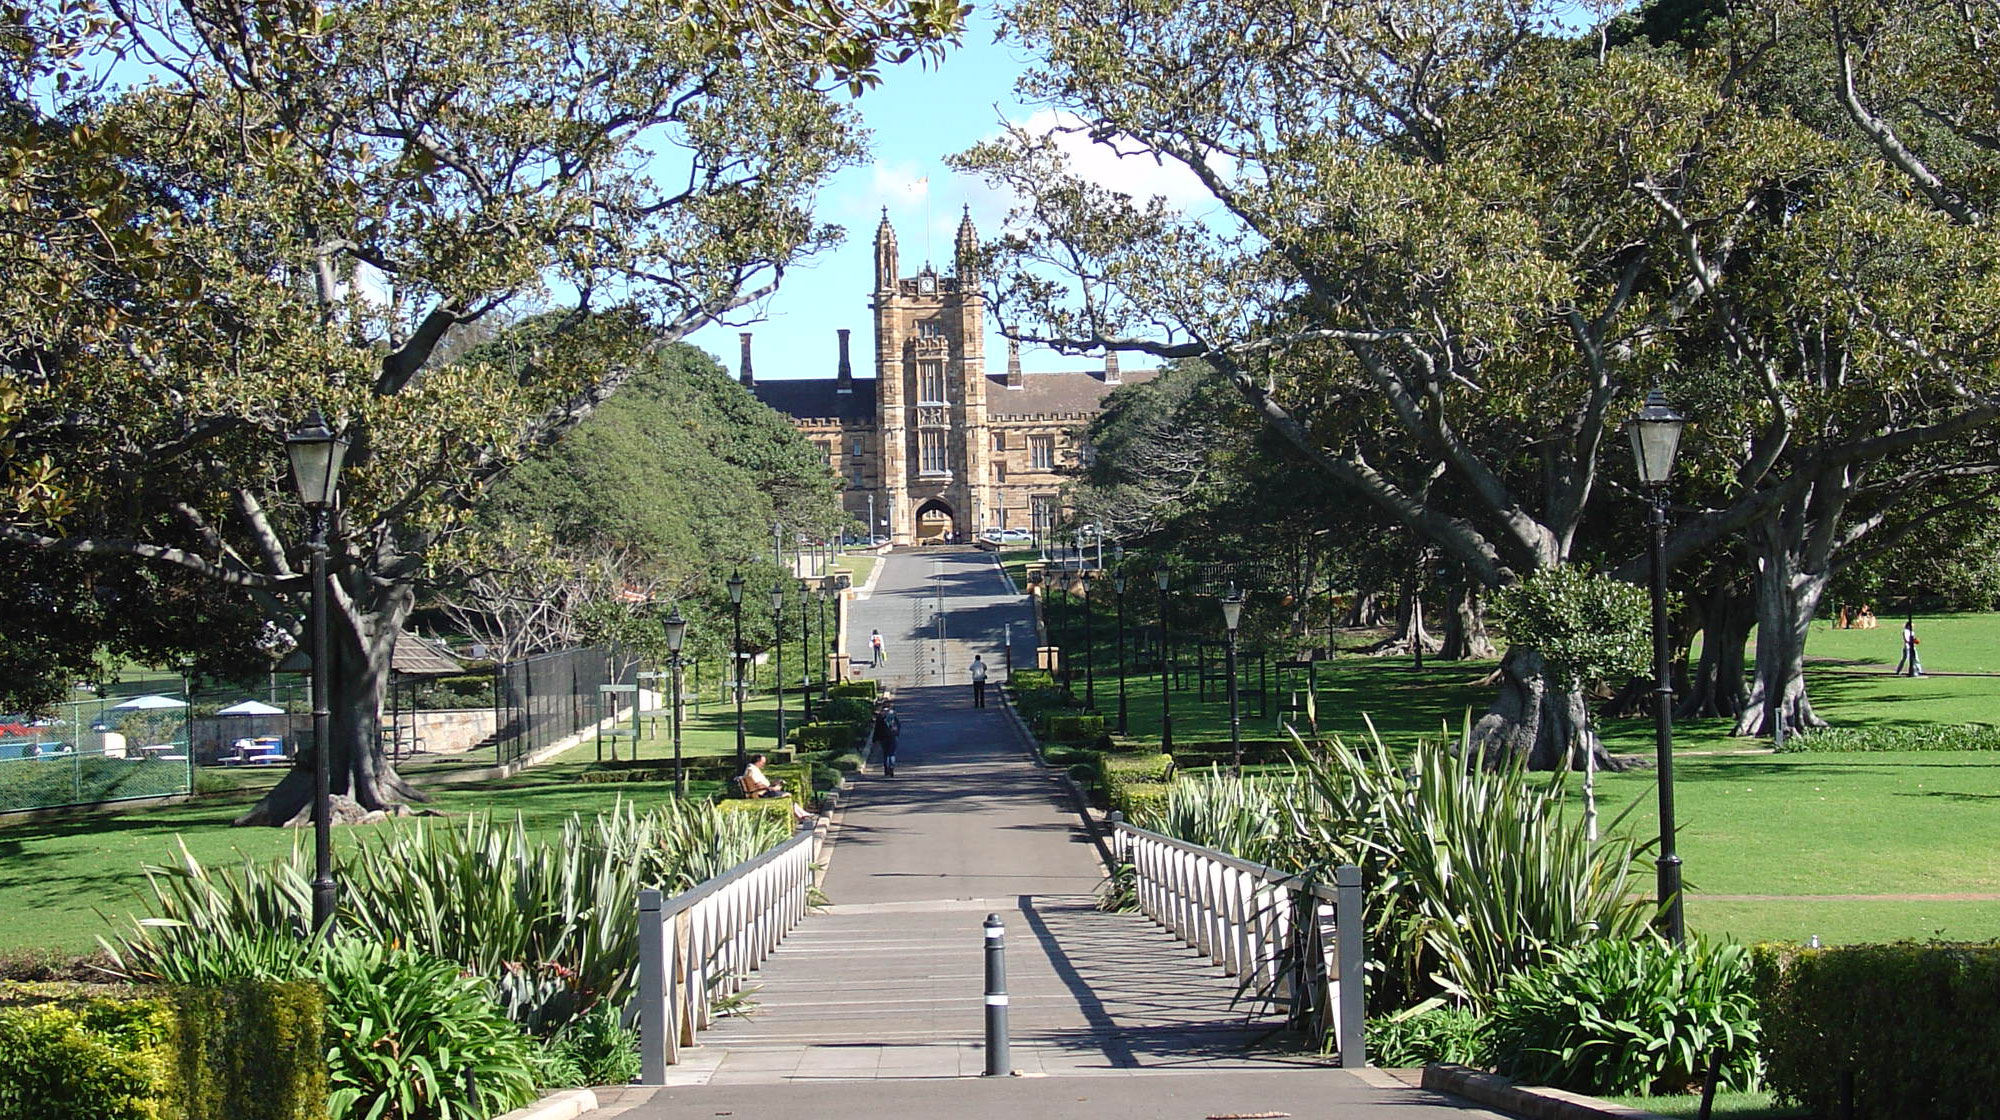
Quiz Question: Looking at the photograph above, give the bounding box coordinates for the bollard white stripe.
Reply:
[985,994,1009,1005]
[984,928,1004,938]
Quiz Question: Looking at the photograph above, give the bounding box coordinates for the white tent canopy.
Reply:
[110,694,188,710]
[215,700,285,716]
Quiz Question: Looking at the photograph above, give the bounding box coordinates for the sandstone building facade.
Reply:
[744,208,1154,545]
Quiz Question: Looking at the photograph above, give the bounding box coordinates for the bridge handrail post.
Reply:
[632,829,816,1071]
[638,888,669,1085]
[1335,864,1366,1068]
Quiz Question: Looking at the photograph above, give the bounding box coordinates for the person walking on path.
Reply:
[1898,619,1925,677]
[970,655,989,708]
[870,628,886,668]
[873,702,900,776]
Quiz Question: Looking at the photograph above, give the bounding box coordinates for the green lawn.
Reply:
[1041,614,2000,946]
[1600,1090,1805,1119]
[0,692,797,956]
[836,551,878,588]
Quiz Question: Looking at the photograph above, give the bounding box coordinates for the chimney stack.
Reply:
[738,332,755,387]
[1103,350,1121,385]
[836,329,853,393]
[1006,330,1023,389]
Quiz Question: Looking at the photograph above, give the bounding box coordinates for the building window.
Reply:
[995,461,1006,483]
[993,432,1007,452]
[919,360,946,405]
[821,442,835,467]
[850,438,863,457]
[1030,435,1054,470]
[918,319,945,338]
[920,430,948,475]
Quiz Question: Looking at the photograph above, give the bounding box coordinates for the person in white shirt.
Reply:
[740,754,810,823]
[970,655,989,708]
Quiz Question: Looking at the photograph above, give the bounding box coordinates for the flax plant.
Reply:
[1138,722,1657,1013]
[106,800,790,1033]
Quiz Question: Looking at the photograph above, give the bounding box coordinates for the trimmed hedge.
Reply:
[818,697,875,728]
[1755,941,2000,1119]
[826,680,879,701]
[1008,669,1056,691]
[1110,781,1171,821]
[1170,739,1299,769]
[0,980,327,1120]
[714,798,797,828]
[1042,713,1106,743]
[1777,724,2000,753]
[791,722,858,754]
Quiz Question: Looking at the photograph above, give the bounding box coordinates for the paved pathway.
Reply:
[601,549,1502,1116]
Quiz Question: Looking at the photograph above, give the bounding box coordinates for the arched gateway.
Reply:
[913,498,955,543]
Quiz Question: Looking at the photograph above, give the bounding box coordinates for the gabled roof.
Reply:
[985,368,1160,418]
[392,633,465,679]
[752,379,877,423]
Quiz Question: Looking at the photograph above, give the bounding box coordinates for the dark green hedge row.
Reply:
[790,722,858,754]
[0,979,326,1120]
[1777,724,2000,753]
[1169,740,1300,769]
[826,680,879,701]
[1042,714,1105,743]
[1754,941,2000,1119]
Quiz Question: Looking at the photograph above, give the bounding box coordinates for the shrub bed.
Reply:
[826,680,879,701]
[1043,713,1106,743]
[1777,724,2000,753]
[1367,1005,1491,1069]
[1754,940,2000,1120]
[1487,938,1761,1097]
[0,979,327,1120]
[1170,739,1300,768]
[790,722,857,755]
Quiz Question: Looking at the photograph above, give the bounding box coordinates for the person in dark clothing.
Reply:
[873,704,900,776]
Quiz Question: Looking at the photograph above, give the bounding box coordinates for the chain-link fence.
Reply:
[0,696,192,813]
[490,645,639,766]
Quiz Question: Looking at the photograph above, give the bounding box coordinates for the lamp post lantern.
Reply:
[286,411,348,938]
[1221,583,1245,777]
[727,571,746,772]
[1628,388,1687,945]
[1113,546,1129,735]
[662,607,688,797]
[1156,566,1174,752]
[770,584,786,751]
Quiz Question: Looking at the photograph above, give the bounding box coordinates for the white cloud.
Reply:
[868,161,932,206]
[1007,109,1224,213]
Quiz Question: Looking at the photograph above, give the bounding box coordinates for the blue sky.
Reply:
[685,10,1069,382]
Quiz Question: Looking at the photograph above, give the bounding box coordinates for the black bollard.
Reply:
[983,913,1010,1076]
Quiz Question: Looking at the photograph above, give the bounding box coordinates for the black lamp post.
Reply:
[727,571,746,772]
[799,581,815,722]
[1221,582,1245,777]
[1081,571,1096,709]
[814,579,829,703]
[286,411,348,938]
[770,584,786,750]
[1156,566,1174,752]
[662,606,688,797]
[819,574,837,702]
[1628,388,1688,945]
[1113,545,1129,735]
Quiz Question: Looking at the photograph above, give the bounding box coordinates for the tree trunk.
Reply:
[1733,533,1831,739]
[1680,575,1753,720]
[236,580,428,826]
[1438,583,1496,660]
[1345,587,1386,628]
[1471,645,1633,771]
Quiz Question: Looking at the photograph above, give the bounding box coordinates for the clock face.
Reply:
[918,273,936,294]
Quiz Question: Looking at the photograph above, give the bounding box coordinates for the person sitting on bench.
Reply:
[740,754,810,822]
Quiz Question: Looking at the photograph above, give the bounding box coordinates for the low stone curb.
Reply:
[492,1088,598,1120]
[1421,1065,1674,1120]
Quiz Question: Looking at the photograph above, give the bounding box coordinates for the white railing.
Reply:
[633,830,815,1082]
[1112,820,1366,1067]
